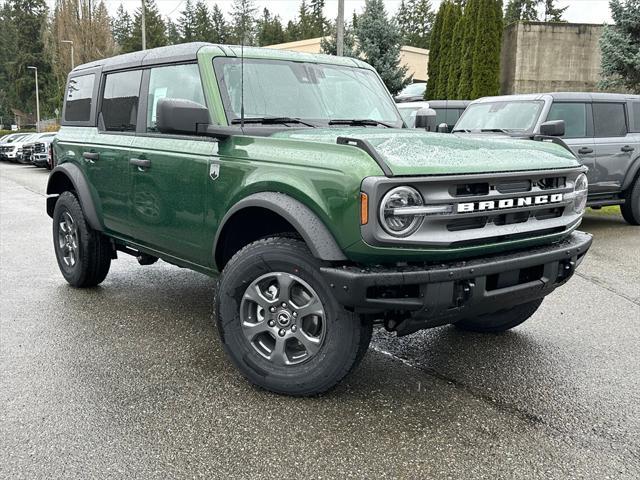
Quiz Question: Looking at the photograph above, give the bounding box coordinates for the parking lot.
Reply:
[1,161,638,478]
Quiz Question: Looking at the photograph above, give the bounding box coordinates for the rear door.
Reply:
[127,62,215,264]
[545,101,596,182]
[592,102,634,193]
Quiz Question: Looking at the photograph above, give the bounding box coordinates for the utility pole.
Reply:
[336,0,345,56]
[62,40,74,70]
[141,0,147,50]
[27,66,40,133]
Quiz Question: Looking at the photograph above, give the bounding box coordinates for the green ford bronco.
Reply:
[48,43,592,395]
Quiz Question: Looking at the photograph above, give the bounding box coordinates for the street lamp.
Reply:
[27,66,40,133]
[62,40,74,70]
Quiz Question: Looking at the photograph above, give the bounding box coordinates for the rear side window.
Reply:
[65,74,95,122]
[547,102,587,138]
[146,63,206,132]
[593,103,627,137]
[632,101,640,132]
[101,70,142,132]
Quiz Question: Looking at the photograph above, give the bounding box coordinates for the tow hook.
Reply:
[454,280,475,307]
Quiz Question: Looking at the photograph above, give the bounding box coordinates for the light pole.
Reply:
[62,40,74,70]
[141,0,146,50]
[336,0,345,56]
[27,66,40,133]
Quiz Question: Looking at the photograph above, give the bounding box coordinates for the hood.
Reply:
[271,128,578,176]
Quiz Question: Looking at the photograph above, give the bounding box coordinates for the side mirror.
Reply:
[156,98,210,135]
[437,122,449,133]
[539,120,565,137]
[414,107,437,129]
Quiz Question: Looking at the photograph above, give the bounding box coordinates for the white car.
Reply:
[0,133,32,162]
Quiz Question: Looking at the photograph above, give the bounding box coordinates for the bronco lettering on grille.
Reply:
[457,193,564,213]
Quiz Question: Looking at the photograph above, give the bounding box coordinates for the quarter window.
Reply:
[631,101,640,132]
[147,63,207,132]
[64,74,94,122]
[593,103,627,137]
[100,70,142,132]
[547,102,587,138]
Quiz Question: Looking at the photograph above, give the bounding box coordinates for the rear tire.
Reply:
[454,298,544,333]
[621,176,640,225]
[52,191,112,287]
[216,236,372,396]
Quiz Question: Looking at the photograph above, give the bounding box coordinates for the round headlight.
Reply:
[573,173,588,214]
[379,186,424,236]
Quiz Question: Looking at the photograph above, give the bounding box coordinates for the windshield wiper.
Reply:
[231,116,317,127]
[328,118,394,128]
[479,128,522,135]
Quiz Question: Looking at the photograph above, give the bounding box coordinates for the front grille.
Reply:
[361,167,585,249]
[0,146,13,153]
[35,142,46,153]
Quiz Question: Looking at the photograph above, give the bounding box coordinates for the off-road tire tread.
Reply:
[217,236,372,396]
[620,174,640,225]
[53,191,111,287]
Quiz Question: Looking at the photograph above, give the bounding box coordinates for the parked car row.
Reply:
[0,131,57,169]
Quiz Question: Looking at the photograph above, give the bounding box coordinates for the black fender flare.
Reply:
[46,163,103,231]
[213,192,347,267]
[622,154,640,191]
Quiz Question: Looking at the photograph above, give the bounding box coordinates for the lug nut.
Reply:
[281,302,287,308]
[292,312,298,318]
[291,325,297,332]
[268,320,275,327]
[278,329,286,337]
[269,306,276,313]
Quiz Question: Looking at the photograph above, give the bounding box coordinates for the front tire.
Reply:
[216,237,372,396]
[454,298,544,333]
[52,191,112,287]
[621,176,640,225]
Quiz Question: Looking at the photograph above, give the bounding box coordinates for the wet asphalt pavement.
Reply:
[1,162,639,479]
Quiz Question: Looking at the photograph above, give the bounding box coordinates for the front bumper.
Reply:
[321,231,592,335]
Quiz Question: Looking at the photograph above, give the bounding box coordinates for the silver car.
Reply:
[453,92,640,225]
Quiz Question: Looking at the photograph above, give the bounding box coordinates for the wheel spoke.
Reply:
[294,331,321,357]
[295,296,324,318]
[269,337,289,366]
[59,221,69,233]
[276,274,294,303]
[241,320,270,342]
[243,285,269,308]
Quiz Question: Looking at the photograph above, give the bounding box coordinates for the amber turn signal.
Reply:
[360,192,369,225]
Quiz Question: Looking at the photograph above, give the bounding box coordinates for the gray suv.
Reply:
[453,93,640,225]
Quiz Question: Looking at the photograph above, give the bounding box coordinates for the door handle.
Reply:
[578,147,593,154]
[82,151,100,162]
[130,158,151,169]
[621,145,635,153]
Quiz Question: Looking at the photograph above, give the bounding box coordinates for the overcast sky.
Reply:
[70,0,614,25]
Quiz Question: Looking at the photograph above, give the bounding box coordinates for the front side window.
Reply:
[593,103,627,137]
[147,63,206,132]
[213,57,402,127]
[398,106,421,127]
[101,70,142,132]
[65,74,95,122]
[454,101,544,132]
[547,102,588,138]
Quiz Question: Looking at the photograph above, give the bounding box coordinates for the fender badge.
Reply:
[209,163,220,180]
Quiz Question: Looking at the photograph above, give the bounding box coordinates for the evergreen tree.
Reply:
[122,0,167,53]
[320,19,357,56]
[543,0,567,21]
[436,1,460,99]
[426,1,444,99]
[0,2,19,122]
[309,0,328,37]
[165,18,181,45]
[355,0,410,94]
[193,0,215,41]
[229,0,257,45]
[446,13,465,98]
[471,0,502,98]
[285,20,299,42]
[504,0,539,24]
[600,0,640,93]
[111,3,132,47]
[397,0,435,49]
[256,8,286,46]
[178,0,196,43]
[457,0,480,98]
[295,1,316,39]
[210,4,229,43]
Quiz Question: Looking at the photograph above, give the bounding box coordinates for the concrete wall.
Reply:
[267,38,429,82]
[500,22,604,94]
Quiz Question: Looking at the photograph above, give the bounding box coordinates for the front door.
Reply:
[127,63,213,264]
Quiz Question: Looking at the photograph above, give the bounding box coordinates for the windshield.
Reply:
[399,83,426,96]
[454,100,544,132]
[213,57,403,127]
